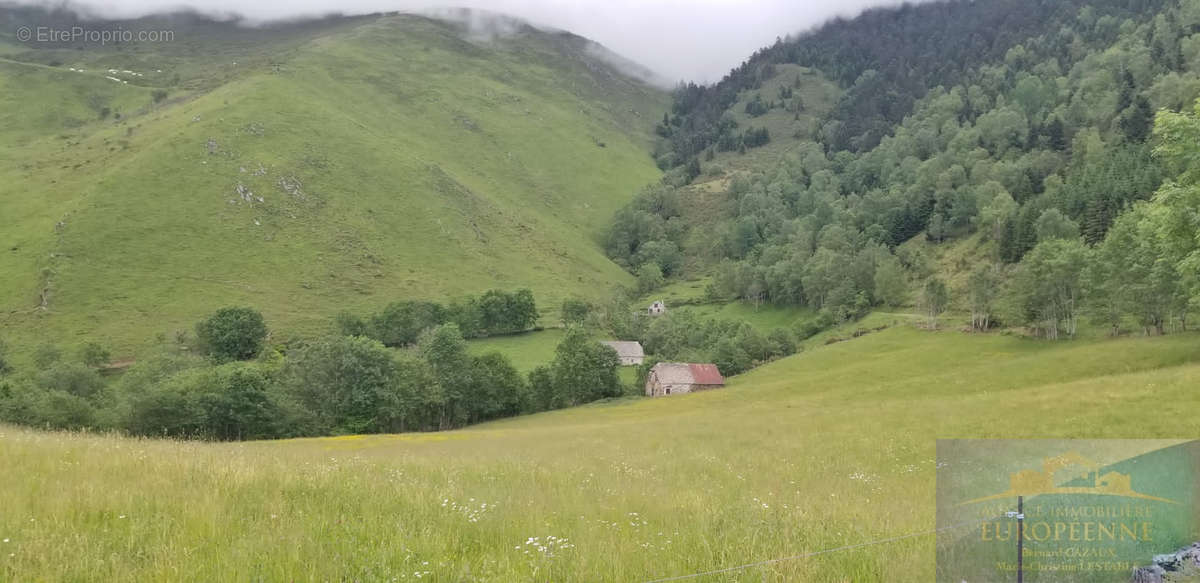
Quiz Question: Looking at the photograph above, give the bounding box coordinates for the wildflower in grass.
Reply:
[442,498,494,523]
[518,535,573,558]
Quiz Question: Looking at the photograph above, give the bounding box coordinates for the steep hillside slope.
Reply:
[612,0,1200,340]
[3,323,1199,581]
[0,9,667,353]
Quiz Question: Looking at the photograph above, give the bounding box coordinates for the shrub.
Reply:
[125,373,207,437]
[369,301,445,347]
[478,289,538,334]
[122,362,283,439]
[561,298,592,327]
[0,381,34,424]
[115,351,204,398]
[32,390,96,430]
[712,338,752,376]
[33,344,63,369]
[795,311,836,340]
[334,311,368,337]
[195,307,268,362]
[279,335,405,434]
[733,324,770,362]
[37,362,105,399]
[197,364,282,440]
[445,298,484,338]
[0,340,11,376]
[636,262,665,295]
[767,328,797,358]
[78,342,111,368]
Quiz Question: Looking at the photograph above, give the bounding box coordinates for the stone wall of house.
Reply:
[646,378,714,397]
[645,373,691,397]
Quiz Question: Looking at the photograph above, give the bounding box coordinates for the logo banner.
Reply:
[936,439,1200,582]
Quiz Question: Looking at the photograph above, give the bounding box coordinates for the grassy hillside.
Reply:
[0,10,666,359]
[4,324,1198,581]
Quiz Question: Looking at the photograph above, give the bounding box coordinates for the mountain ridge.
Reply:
[0,7,668,355]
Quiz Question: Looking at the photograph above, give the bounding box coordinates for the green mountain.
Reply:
[0,7,667,355]
[5,1,1200,581]
[614,0,1200,339]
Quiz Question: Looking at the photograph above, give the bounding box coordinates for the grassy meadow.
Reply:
[466,329,639,388]
[466,329,566,373]
[4,322,1199,581]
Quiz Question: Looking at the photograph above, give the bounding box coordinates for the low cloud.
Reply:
[12,0,918,82]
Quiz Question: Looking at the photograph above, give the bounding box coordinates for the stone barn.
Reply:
[600,341,645,366]
[648,300,667,315]
[644,363,725,397]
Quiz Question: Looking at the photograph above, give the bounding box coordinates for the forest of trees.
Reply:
[559,294,800,379]
[335,288,540,346]
[0,293,624,439]
[610,0,1200,340]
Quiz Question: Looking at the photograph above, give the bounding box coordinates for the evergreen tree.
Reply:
[1045,115,1067,151]
[685,157,702,182]
[1117,69,1136,113]
[1120,95,1154,143]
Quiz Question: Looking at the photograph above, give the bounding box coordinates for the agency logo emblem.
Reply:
[936,439,1199,582]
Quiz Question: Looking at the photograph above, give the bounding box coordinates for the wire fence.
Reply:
[642,516,998,583]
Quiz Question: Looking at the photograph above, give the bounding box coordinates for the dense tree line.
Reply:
[909,102,1200,338]
[639,311,798,377]
[556,293,800,378]
[335,289,539,346]
[0,305,625,439]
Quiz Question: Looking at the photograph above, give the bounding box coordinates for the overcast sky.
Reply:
[23,0,914,82]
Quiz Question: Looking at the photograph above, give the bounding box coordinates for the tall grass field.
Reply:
[4,324,1199,581]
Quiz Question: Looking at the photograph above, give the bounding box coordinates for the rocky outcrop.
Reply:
[1132,542,1200,582]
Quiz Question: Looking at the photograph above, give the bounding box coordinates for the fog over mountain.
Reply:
[10,0,920,82]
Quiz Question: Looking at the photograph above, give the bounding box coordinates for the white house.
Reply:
[648,300,667,316]
[600,341,645,366]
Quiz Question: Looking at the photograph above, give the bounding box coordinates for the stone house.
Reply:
[600,341,645,366]
[648,300,667,315]
[644,362,725,397]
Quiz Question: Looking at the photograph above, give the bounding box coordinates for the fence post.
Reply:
[1017,495,1024,583]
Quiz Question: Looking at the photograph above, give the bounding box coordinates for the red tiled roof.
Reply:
[687,363,725,386]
